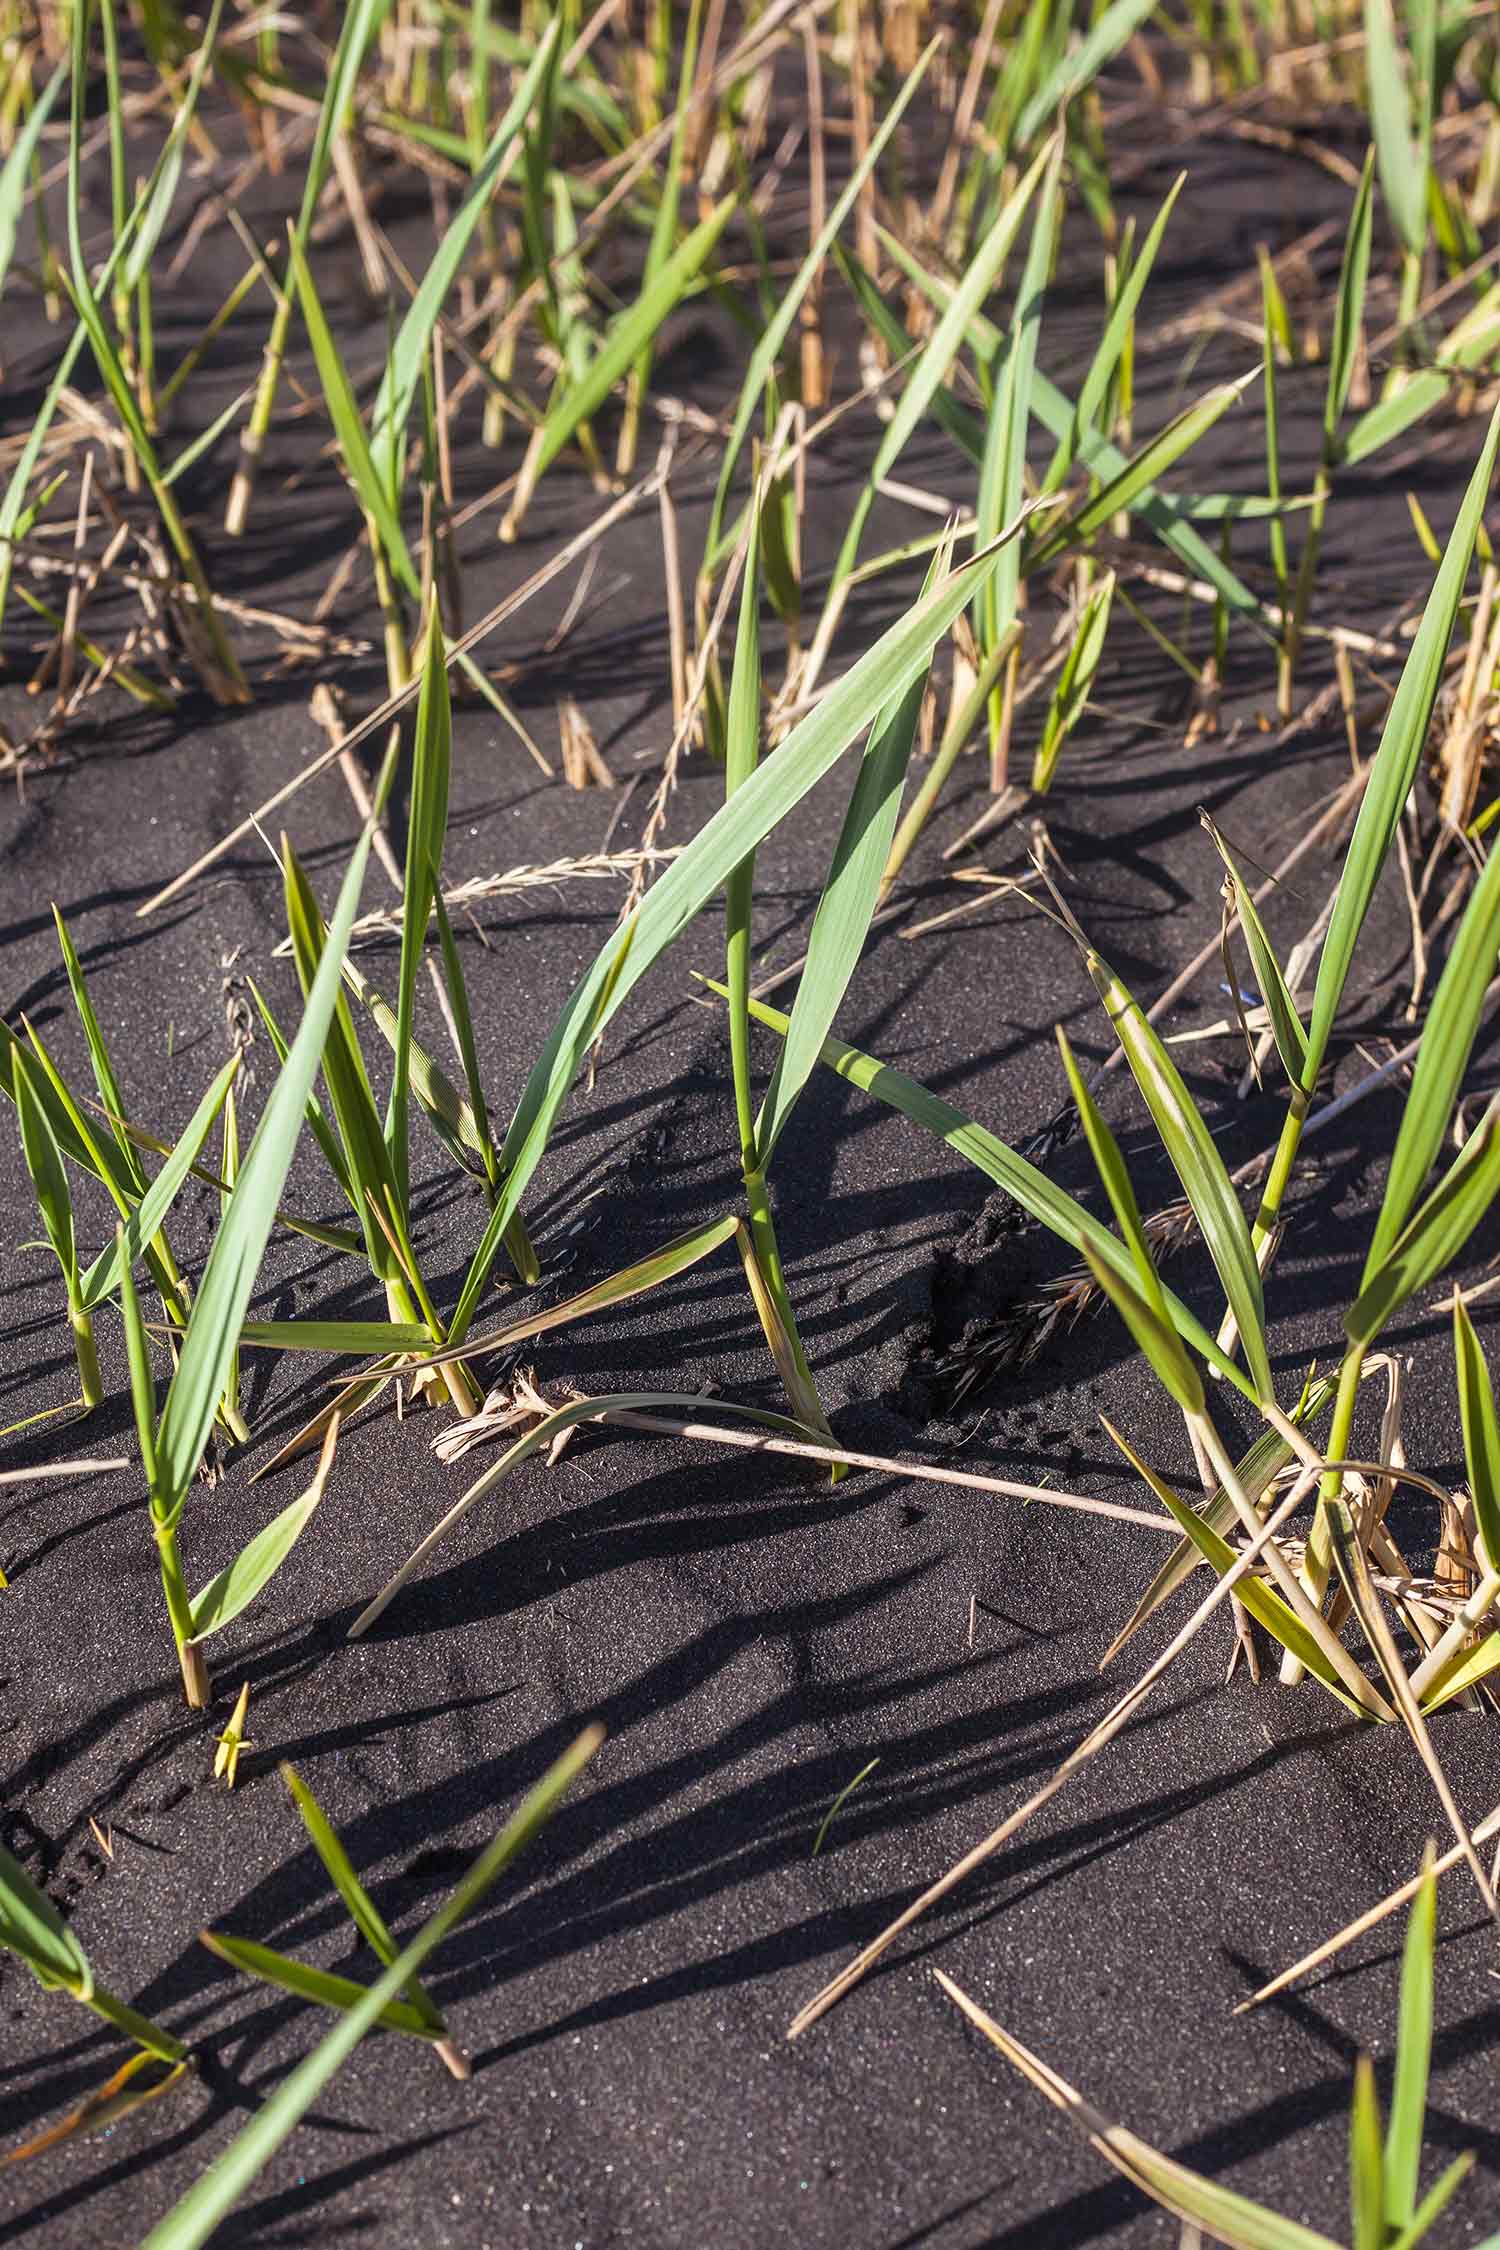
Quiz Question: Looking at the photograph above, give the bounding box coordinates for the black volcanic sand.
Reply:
[4,94,1500,2250]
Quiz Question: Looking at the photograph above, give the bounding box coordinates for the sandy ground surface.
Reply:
[3,108,1500,2250]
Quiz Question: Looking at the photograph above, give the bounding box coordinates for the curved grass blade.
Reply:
[198,1934,437,2041]
[1364,830,1500,1277]
[1058,1029,1202,1412]
[1305,403,1500,1090]
[1454,1294,1500,1567]
[142,1726,604,2250]
[1385,1855,1436,2229]
[369,23,559,494]
[1202,817,1308,1086]
[1347,1102,1500,1351]
[704,42,937,572]
[726,986,1259,1400]
[187,1416,340,1642]
[1085,949,1272,1399]
[450,544,1012,1347]
[152,817,378,1512]
[77,1058,238,1312]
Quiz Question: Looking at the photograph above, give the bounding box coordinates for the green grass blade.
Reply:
[1454,1295,1500,1567]
[369,22,558,493]
[1350,2055,1387,2250]
[1012,0,1163,145]
[1033,571,1113,793]
[239,1320,430,1354]
[974,141,1063,669]
[1343,287,1500,465]
[1366,0,1426,255]
[116,1227,160,1488]
[827,140,1054,605]
[1029,372,1256,570]
[1102,1419,1375,1714]
[1384,1859,1436,2228]
[198,1933,435,2040]
[1388,2155,1477,2250]
[278,1762,446,2033]
[1363,830,1500,1278]
[726,985,1259,1400]
[0,61,63,294]
[1324,151,1375,452]
[529,197,736,484]
[1306,403,1500,1087]
[1347,1102,1500,1349]
[152,819,378,1513]
[1104,1380,1338,1661]
[187,1428,338,1640]
[445,1213,739,1377]
[450,545,1010,1345]
[0,1844,91,1994]
[143,1727,604,2250]
[1058,1030,1203,1412]
[1203,819,1309,1085]
[1044,175,1184,492]
[12,1048,78,1292]
[77,1058,238,1312]
[289,233,419,599]
[283,840,401,1282]
[389,604,453,1203]
[705,42,937,571]
[52,906,147,1190]
[1085,949,1272,1399]
[758,561,941,1160]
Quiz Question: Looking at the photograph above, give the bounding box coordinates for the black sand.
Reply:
[3,98,1500,2250]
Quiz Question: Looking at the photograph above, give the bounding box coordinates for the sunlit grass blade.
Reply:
[186,1416,339,1642]
[1363,829,1500,1277]
[1084,948,1272,1399]
[289,231,419,600]
[198,1934,436,2041]
[702,41,937,575]
[152,815,378,1523]
[973,141,1063,771]
[1346,1101,1500,1351]
[1365,0,1428,265]
[420,1213,738,1381]
[0,61,63,293]
[1306,401,1500,1089]
[759,553,945,1161]
[76,1058,238,1313]
[369,22,559,496]
[1043,175,1185,494]
[239,1321,430,1354]
[1057,1030,1202,1412]
[502,196,737,539]
[1102,1419,1388,1718]
[141,1726,604,2250]
[225,0,391,534]
[1103,1379,1338,1664]
[389,603,453,1203]
[449,542,1011,1348]
[1027,371,1257,571]
[726,986,1257,1400]
[1454,1296,1500,1568]
[1011,0,1163,145]
[0,1844,184,2065]
[1350,2055,1386,2250]
[1032,571,1113,794]
[807,141,1054,683]
[1202,817,1309,1087]
[1385,1855,1436,2229]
